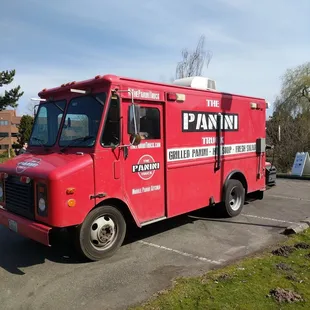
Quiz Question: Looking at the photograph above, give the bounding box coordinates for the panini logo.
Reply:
[182,111,239,132]
[16,158,41,174]
[132,155,160,180]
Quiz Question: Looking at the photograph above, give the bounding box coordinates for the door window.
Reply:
[101,96,121,147]
[128,106,160,140]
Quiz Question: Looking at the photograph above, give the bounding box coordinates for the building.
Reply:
[0,110,21,154]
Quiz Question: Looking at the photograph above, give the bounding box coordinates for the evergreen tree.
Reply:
[0,69,24,111]
[18,115,34,146]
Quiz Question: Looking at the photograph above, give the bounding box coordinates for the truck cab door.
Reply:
[121,101,165,225]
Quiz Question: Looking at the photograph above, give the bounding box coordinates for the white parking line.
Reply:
[268,194,310,202]
[242,214,299,225]
[138,240,224,265]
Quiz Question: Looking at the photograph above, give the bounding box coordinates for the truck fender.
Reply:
[222,170,248,201]
[90,197,140,228]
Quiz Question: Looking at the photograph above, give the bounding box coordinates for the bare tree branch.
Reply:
[175,35,213,79]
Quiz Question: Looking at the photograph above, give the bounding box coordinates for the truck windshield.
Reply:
[29,93,106,148]
[58,93,106,148]
[29,100,67,147]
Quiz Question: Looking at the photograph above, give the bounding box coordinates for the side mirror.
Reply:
[34,104,39,117]
[128,104,141,135]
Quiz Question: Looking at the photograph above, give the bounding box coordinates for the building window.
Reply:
[0,121,9,126]
[11,133,19,138]
[0,145,9,150]
[0,132,9,138]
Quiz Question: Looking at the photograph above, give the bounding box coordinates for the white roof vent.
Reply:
[173,76,217,91]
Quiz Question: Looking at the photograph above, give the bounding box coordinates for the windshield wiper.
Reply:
[94,95,104,106]
[50,101,64,112]
[60,135,95,152]
[31,137,46,147]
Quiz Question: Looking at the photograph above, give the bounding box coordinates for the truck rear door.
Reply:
[121,100,166,225]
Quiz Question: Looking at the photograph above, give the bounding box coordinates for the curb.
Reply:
[284,218,310,235]
[276,174,310,181]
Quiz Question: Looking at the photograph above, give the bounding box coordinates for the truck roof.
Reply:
[38,74,266,102]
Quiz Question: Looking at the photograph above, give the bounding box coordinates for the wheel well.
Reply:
[226,171,248,194]
[95,198,138,228]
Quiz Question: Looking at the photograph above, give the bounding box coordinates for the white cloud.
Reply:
[1,0,309,119]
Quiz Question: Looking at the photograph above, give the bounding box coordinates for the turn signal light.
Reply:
[0,173,8,179]
[68,199,76,208]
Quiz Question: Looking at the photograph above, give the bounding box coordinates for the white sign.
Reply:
[291,152,310,176]
[167,142,256,162]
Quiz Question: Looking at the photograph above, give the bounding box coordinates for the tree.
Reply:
[0,69,24,111]
[175,35,213,79]
[273,62,310,117]
[18,115,34,146]
[267,61,310,173]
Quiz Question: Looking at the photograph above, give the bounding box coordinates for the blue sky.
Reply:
[1,0,310,117]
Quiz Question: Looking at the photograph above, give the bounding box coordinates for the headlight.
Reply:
[38,198,46,212]
[0,184,3,201]
[37,183,48,216]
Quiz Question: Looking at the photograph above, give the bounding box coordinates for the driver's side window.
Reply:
[101,96,120,147]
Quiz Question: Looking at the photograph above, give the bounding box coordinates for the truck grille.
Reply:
[4,175,35,220]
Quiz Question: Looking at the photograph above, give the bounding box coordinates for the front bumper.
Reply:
[0,207,51,246]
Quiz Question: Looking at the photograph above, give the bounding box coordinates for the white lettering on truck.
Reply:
[206,99,220,108]
[182,111,238,132]
[128,88,160,100]
[202,136,224,145]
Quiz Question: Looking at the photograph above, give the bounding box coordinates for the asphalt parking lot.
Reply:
[0,178,309,310]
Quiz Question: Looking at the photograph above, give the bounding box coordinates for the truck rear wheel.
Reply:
[75,205,126,261]
[221,179,245,217]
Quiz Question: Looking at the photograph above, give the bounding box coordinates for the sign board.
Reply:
[291,152,310,176]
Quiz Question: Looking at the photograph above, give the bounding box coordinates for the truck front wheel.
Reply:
[75,205,126,261]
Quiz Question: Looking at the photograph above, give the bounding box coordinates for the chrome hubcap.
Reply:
[229,186,242,211]
[90,215,117,250]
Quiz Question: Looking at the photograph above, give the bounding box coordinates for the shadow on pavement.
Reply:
[0,202,284,275]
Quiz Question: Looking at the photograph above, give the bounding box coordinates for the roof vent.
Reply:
[172,76,217,91]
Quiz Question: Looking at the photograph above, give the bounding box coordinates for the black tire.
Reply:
[75,205,126,261]
[221,179,245,217]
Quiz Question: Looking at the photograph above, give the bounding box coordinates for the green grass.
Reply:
[132,229,310,310]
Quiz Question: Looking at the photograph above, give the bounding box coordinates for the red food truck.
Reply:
[0,74,276,261]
